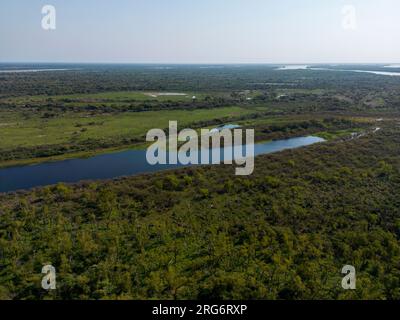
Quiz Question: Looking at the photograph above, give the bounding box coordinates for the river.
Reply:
[0,136,325,193]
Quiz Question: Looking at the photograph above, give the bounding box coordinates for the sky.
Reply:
[0,0,399,64]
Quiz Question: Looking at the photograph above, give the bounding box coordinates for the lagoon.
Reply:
[0,136,325,193]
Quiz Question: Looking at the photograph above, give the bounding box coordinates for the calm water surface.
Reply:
[0,136,325,193]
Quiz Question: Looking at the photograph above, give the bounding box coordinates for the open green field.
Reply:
[0,106,258,150]
[2,91,227,105]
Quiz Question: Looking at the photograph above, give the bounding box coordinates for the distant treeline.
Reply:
[2,65,400,97]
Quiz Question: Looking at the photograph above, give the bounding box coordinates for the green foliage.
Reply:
[1,65,400,300]
[1,126,400,300]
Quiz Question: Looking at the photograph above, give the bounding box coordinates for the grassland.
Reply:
[0,106,257,149]
[0,98,270,167]
[2,91,219,105]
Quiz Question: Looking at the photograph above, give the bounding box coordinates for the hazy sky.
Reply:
[1,0,399,63]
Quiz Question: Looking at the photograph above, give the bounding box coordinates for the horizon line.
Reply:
[1,61,400,66]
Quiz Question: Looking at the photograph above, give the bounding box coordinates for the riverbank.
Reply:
[0,122,364,170]
[0,136,325,193]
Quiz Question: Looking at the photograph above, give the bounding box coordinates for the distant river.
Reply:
[0,69,73,73]
[276,65,400,77]
[0,136,325,193]
[309,67,400,77]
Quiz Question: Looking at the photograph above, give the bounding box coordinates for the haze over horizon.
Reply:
[1,0,399,64]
